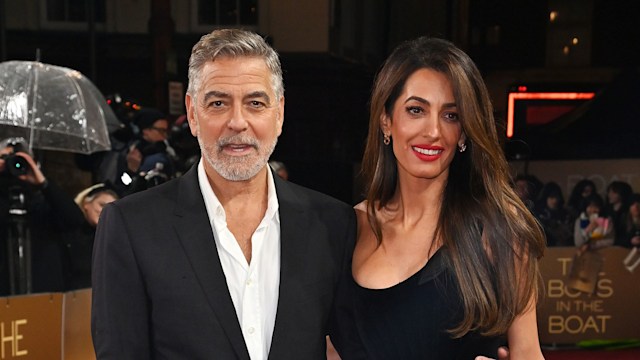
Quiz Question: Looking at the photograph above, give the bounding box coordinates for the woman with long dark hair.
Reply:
[331,37,546,359]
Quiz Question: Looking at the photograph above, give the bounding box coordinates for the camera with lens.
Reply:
[1,153,29,177]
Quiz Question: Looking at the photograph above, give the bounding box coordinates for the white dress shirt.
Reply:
[198,160,281,360]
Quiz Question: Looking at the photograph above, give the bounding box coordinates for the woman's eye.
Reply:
[407,106,422,114]
[444,112,459,121]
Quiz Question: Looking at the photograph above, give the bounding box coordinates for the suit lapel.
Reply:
[172,167,250,360]
[268,176,312,357]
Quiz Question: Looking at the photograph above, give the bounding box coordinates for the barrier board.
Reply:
[539,246,640,344]
[0,289,93,360]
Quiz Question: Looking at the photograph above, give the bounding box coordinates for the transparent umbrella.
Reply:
[0,60,116,154]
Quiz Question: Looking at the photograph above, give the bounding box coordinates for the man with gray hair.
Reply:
[91,29,356,359]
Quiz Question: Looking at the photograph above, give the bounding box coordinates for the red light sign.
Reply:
[506,92,595,138]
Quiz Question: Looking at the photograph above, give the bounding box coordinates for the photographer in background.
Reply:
[107,107,177,196]
[61,183,119,290]
[0,138,85,295]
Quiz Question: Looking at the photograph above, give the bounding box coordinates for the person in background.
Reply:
[112,107,177,196]
[605,180,633,247]
[91,29,356,359]
[622,193,640,248]
[573,193,615,251]
[513,174,543,213]
[566,179,597,225]
[128,108,175,175]
[168,113,202,176]
[0,137,85,295]
[622,193,640,271]
[61,183,119,290]
[534,181,572,246]
[268,160,289,180]
[76,184,120,228]
[330,37,545,359]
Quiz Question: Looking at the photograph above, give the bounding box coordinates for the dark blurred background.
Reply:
[1,0,639,203]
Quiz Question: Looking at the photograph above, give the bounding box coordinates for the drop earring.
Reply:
[458,143,467,153]
[383,133,391,145]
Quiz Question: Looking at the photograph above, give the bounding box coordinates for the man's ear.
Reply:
[185,93,198,137]
[276,96,285,137]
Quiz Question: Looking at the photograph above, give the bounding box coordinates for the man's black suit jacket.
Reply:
[91,165,356,359]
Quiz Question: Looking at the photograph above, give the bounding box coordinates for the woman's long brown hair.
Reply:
[361,37,546,337]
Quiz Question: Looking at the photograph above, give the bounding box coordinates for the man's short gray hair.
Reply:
[187,29,284,101]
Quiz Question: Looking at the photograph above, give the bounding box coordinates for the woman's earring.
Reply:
[383,133,391,145]
[458,143,467,152]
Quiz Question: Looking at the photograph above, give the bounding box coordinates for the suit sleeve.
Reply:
[91,203,150,359]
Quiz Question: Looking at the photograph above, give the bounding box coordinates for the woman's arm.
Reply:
[501,215,545,360]
[505,298,545,360]
[476,297,545,360]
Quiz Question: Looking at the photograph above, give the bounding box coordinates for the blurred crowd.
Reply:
[513,174,640,251]
[76,94,200,197]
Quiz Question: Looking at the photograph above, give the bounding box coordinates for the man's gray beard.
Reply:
[198,134,278,181]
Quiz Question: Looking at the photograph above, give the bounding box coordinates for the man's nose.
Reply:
[227,105,249,132]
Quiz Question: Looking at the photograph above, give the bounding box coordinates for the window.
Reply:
[45,0,106,23]
[196,0,258,27]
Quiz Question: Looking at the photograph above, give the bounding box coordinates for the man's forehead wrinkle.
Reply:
[196,58,276,105]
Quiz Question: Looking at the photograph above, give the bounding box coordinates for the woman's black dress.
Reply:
[331,249,504,360]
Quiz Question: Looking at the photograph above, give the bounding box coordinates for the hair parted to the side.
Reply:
[361,36,546,337]
[187,29,284,101]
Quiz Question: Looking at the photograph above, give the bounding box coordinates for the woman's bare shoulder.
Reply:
[354,201,373,230]
[354,200,367,212]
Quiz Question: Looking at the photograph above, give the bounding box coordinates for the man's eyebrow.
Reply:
[245,91,271,104]
[201,90,272,104]
[202,90,229,103]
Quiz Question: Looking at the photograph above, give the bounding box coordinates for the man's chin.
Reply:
[211,161,266,182]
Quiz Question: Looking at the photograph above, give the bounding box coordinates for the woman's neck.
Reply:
[387,172,446,229]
